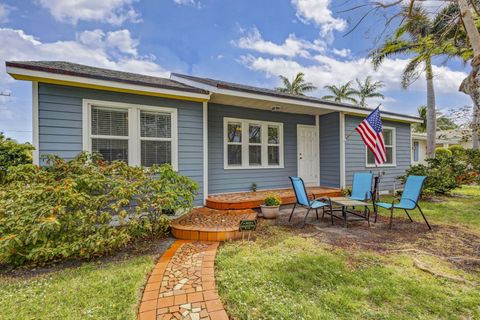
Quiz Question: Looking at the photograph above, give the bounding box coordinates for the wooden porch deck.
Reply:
[206,186,343,210]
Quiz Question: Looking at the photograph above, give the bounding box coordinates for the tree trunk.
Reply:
[425,59,437,157]
[457,0,480,149]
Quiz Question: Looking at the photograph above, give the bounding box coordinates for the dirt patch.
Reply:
[0,236,175,279]
[273,206,480,273]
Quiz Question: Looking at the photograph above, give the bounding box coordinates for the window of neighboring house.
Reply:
[86,101,177,169]
[413,141,419,162]
[224,117,283,169]
[366,127,395,166]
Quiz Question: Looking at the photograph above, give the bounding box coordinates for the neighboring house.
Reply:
[6,61,421,205]
[412,130,472,165]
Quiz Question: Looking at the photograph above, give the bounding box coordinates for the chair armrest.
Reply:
[313,196,331,203]
[401,198,418,206]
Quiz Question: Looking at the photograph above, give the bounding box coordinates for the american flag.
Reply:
[355,107,387,166]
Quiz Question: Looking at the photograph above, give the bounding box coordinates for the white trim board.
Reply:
[365,126,397,168]
[32,81,39,165]
[82,98,178,170]
[202,101,208,204]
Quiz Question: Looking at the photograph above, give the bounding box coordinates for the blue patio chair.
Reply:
[376,175,431,230]
[288,176,333,228]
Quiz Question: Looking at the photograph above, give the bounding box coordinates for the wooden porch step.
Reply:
[206,186,343,210]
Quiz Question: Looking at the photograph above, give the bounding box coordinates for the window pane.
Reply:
[249,145,262,166]
[268,126,279,144]
[249,124,261,143]
[227,123,242,142]
[367,149,375,164]
[91,107,128,136]
[228,145,242,165]
[367,147,393,164]
[414,142,419,161]
[386,147,393,164]
[268,146,279,165]
[140,111,171,138]
[92,139,128,163]
[383,129,392,146]
[141,141,171,167]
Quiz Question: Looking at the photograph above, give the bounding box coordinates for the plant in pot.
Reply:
[261,194,282,219]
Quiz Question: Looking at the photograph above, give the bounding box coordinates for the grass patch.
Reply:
[216,186,480,320]
[0,255,156,320]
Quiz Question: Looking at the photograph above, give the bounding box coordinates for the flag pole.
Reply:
[344,104,382,141]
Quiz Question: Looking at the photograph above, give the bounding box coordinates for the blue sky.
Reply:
[0,0,473,142]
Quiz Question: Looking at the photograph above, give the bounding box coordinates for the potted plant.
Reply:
[261,194,282,219]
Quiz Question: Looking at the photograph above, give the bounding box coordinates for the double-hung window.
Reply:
[366,127,395,166]
[224,117,283,169]
[84,100,177,169]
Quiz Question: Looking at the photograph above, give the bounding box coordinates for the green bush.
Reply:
[264,194,281,206]
[0,152,198,266]
[448,145,465,156]
[435,147,452,158]
[0,133,33,169]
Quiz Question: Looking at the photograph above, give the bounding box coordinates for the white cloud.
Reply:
[291,0,347,37]
[37,0,141,25]
[332,48,351,58]
[233,27,325,58]
[0,3,13,23]
[173,0,202,8]
[239,54,467,96]
[0,28,170,86]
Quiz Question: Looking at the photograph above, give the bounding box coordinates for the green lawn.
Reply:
[216,186,480,320]
[0,255,156,320]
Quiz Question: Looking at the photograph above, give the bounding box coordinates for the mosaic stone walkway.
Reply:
[138,240,228,320]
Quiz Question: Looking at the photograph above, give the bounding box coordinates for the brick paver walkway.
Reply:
[138,240,228,320]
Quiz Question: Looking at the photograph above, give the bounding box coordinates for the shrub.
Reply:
[264,194,281,206]
[448,145,465,156]
[435,147,452,158]
[0,152,198,266]
[0,133,34,169]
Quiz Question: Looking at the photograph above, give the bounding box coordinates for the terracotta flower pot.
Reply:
[260,205,280,219]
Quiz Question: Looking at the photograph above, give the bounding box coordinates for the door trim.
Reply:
[297,124,319,185]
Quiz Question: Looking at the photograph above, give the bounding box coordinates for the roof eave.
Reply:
[7,65,210,102]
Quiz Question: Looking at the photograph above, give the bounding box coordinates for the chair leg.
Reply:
[329,204,334,225]
[366,207,370,227]
[322,206,325,219]
[373,201,378,223]
[389,207,394,229]
[301,208,311,228]
[404,209,413,222]
[289,203,297,222]
[316,208,319,220]
[417,205,432,230]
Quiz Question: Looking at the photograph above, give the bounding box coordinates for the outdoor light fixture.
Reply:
[271,106,281,112]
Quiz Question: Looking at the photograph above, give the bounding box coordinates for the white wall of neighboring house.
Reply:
[412,138,428,165]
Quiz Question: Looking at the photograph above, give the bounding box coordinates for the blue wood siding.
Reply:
[208,104,315,194]
[38,83,204,204]
[344,115,412,192]
[319,112,340,187]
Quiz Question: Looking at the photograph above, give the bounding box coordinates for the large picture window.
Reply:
[224,117,283,169]
[84,100,177,169]
[366,127,395,166]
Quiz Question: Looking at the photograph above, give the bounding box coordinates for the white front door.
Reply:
[297,125,319,186]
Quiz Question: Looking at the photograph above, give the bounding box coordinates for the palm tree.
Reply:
[416,106,427,133]
[275,72,317,95]
[322,81,358,104]
[370,6,441,158]
[354,76,385,107]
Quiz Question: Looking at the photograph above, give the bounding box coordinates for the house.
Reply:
[6,61,421,205]
[411,130,473,165]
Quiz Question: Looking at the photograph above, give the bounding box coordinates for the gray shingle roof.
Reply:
[171,73,421,121]
[6,61,209,95]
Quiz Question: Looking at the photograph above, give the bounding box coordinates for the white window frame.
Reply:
[365,126,396,167]
[82,99,178,170]
[223,117,284,170]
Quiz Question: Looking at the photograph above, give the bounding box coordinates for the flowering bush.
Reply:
[0,152,198,266]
